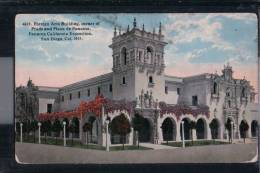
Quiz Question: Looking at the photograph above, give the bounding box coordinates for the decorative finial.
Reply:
[227,61,230,67]
[142,24,144,31]
[114,26,117,37]
[133,17,137,28]
[159,22,162,35]
[127,25,129,32]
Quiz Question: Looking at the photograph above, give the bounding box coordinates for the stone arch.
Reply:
[180,117,192,140]
[109,113,131,144]
[161,117,177,141]
[107,110,131,122]
[85,114,99,144]
[138,116,153,143]
[196,118,207,139]
[209,118,221,139]
[251,120,258,137]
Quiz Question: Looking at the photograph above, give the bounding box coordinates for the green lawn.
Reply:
[162,140,229,147]
[16,135,105,150]
[109,145,152,151]
[16,135,152,151]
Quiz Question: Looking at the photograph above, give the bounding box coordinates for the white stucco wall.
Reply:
[38,98,56,113]
[134,67,165,102]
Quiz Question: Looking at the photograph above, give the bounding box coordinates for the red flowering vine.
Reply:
[159,102,210,120]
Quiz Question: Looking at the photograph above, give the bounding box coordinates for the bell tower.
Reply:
[222,63,233,81]
[109,18,167,101]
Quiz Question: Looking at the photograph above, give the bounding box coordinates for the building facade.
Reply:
[16,19,259,146]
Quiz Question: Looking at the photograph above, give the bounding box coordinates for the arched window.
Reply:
[228,100,231,108]
[241,87,246,97]
[213,82,218,94]
[146,47,153,64]
[165,86,168,94]
[226,88,231,97]
[121,47,127,65]
[122,76,126,84]
[149,76,153,84]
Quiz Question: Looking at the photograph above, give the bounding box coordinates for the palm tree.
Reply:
[52,119,62,145]
[83,122,92,148]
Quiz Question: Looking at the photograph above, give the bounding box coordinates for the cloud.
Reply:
[15,13,258,91]
[164,14,234,52]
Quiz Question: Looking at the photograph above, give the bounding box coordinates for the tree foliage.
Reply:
[240,120,249,143]
[83,122,92,132]
[52,119,62,144]
[110,114,131,136]
[132,114,143,132]
[68,117,79,145]
[110,114,131,149]
[210,119,219,139]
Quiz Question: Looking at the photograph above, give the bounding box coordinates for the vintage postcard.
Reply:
[14,13,258,164]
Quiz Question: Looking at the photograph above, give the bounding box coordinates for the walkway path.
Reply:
[16,142,257,164]
[139,142,178,149]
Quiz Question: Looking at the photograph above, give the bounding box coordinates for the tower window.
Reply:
[61,95,64,102]
[122,76,126,84]
[165,86,168,94]
[98,86,101,95]
[213,82,218,94]
[121,47,127,65]
[177,88,180,95]
[139,51,142,61]
[192,96,198,106]
[241,87,246,97]
[47,104,52,113]
[69,93,72,100]
[109,84,113,92]
[228,100,231,108]
[147,47,153,64]
[78,91,81,98]
[149,76,153,84]
[226,88,230,97]
[87,89,90,97]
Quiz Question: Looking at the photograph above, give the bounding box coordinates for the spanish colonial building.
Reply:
[16,18,259,146]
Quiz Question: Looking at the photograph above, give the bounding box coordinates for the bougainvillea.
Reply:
[37,95,134,121]
[159,102,210,120]
[37,95,209,122]
[104,99,134,115]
